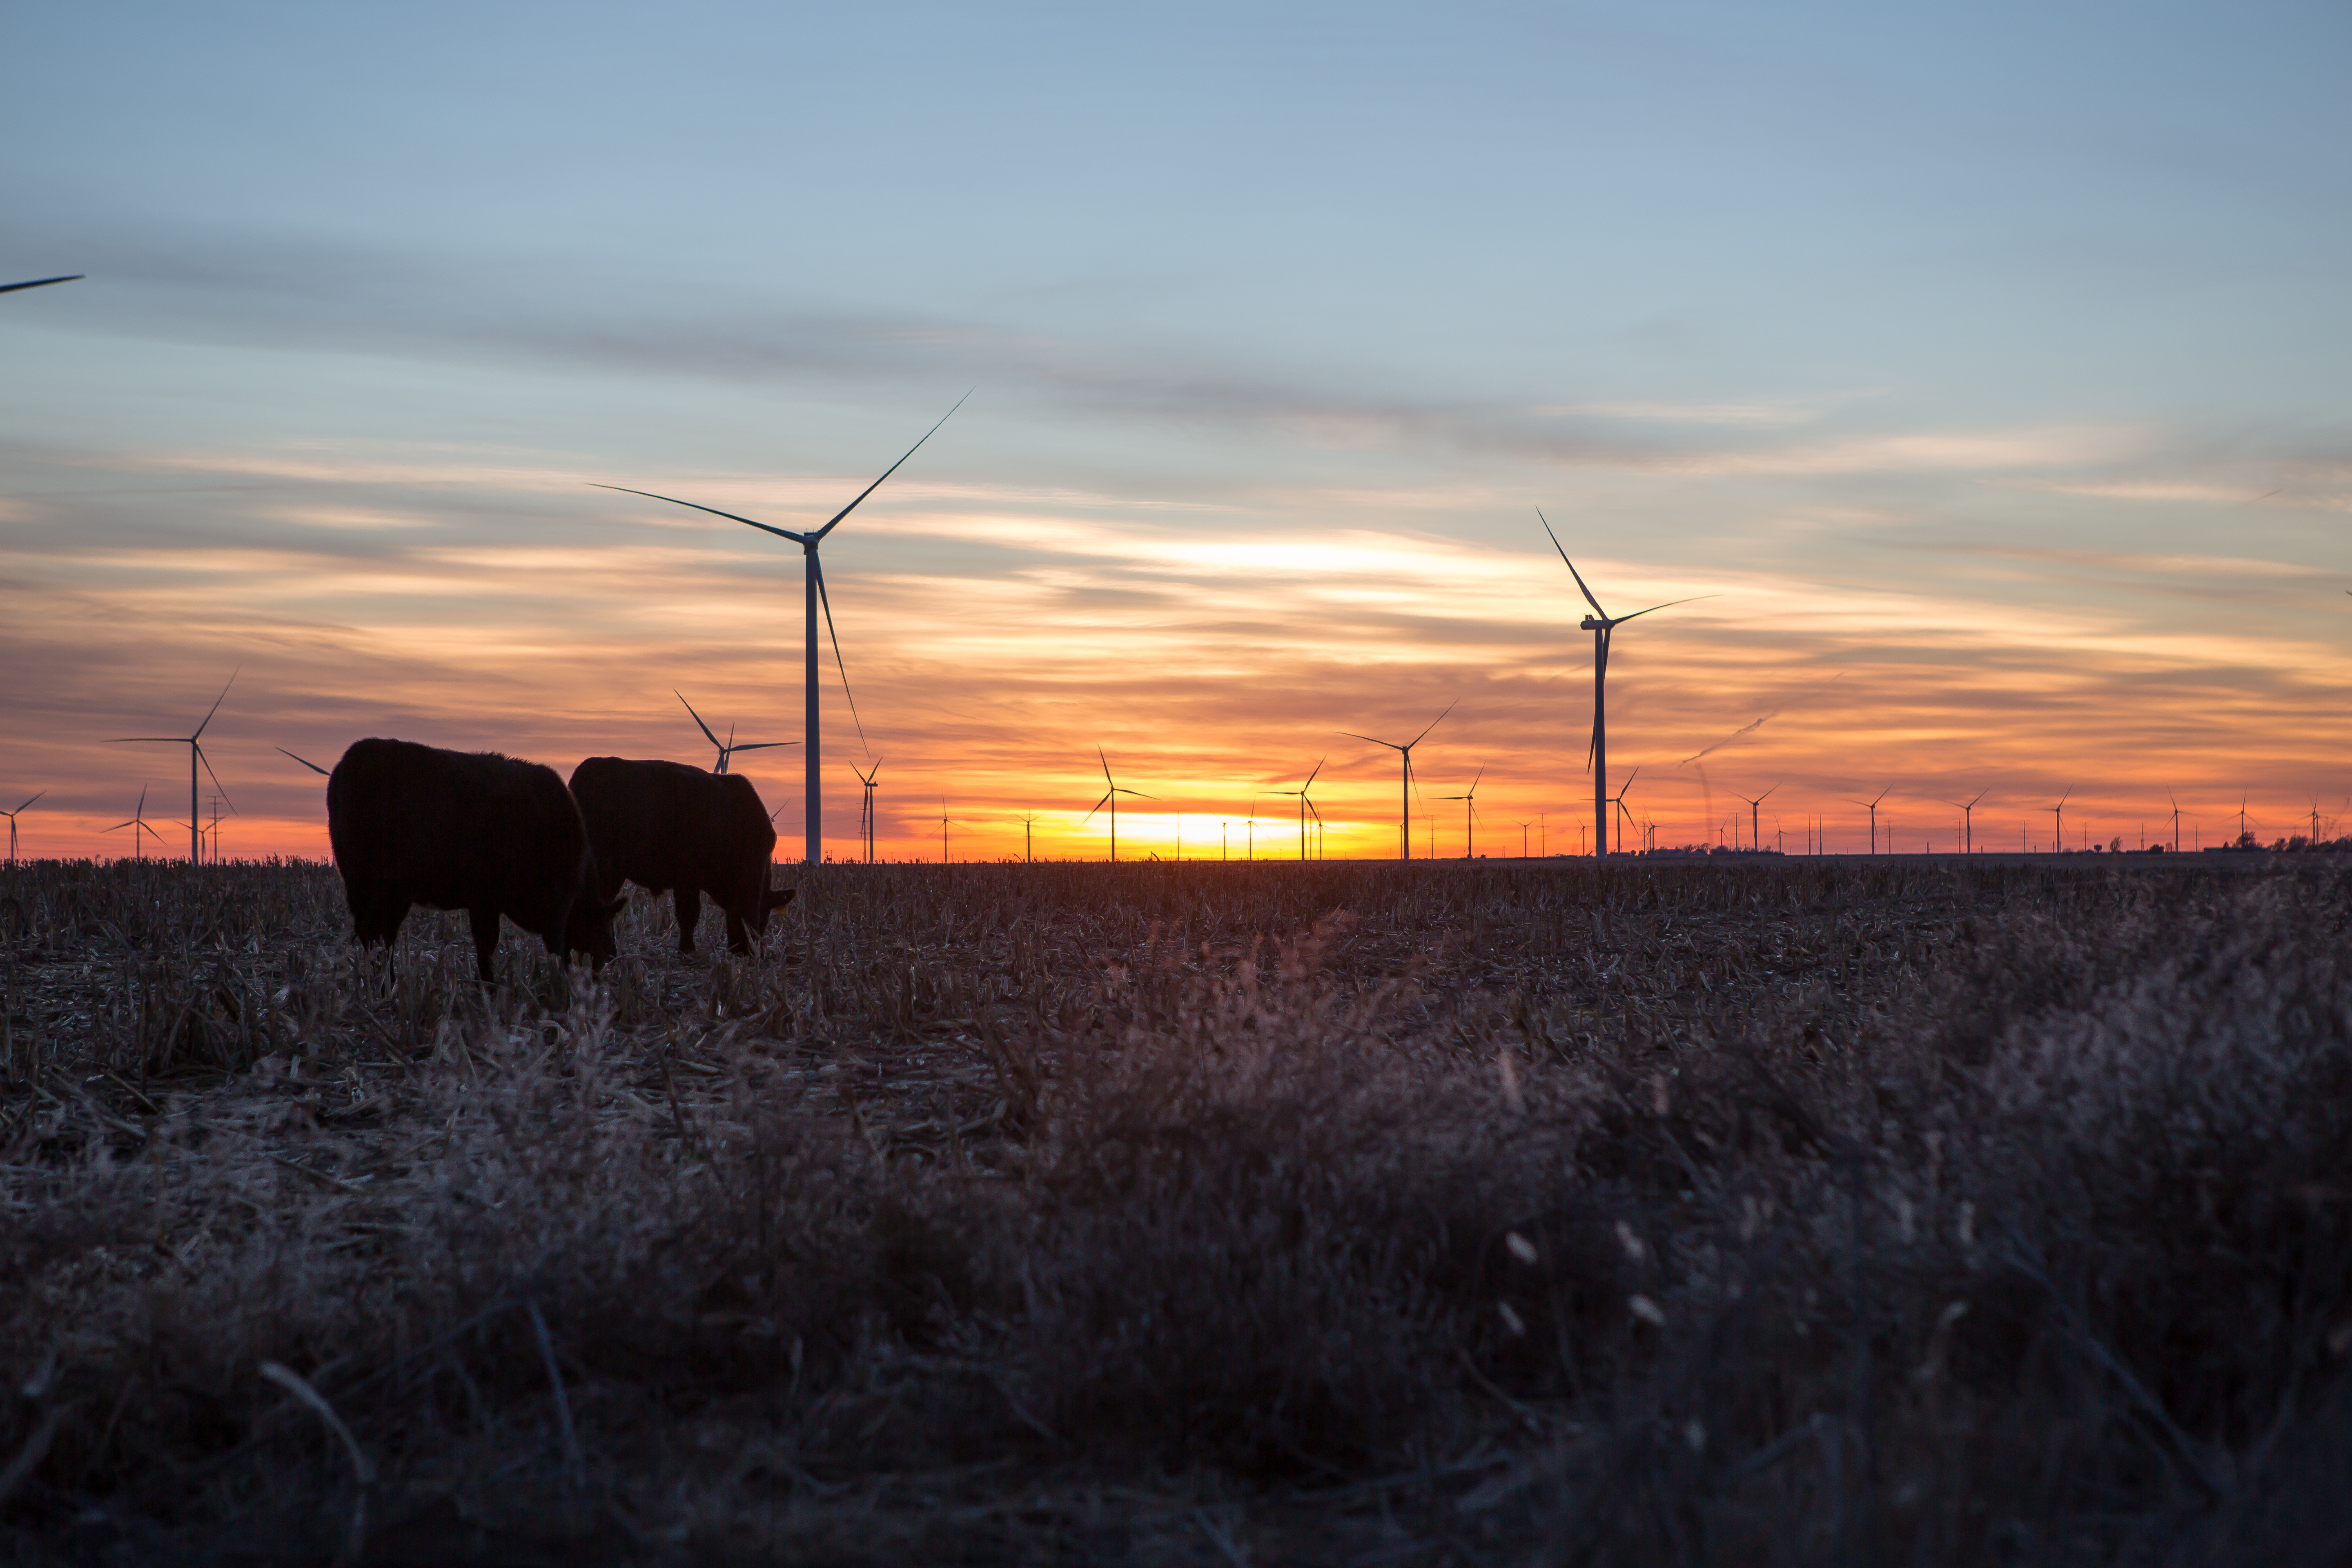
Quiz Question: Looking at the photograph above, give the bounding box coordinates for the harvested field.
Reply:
[3,855,2350,1564]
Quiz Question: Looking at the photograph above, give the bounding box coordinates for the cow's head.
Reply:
[564,890,628,968]
[739,882,796,940]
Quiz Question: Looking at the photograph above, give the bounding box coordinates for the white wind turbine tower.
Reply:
[598,394,969,862]
[106,671,237,864]
[2,791,42,866]
[1539,512,1708,859]
[677,692,795,775]
[1340,702,1454,861]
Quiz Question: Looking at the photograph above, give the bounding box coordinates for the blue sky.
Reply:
[4,1,2348,858]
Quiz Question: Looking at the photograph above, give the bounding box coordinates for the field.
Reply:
[3,854,2350,1565]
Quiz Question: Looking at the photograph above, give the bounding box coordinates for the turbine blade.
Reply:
[1100,746,1115,787]
[674,691,727,751]
[1338,731,1400,749]
[0,275,84,294]
[1758,783,1777,802]
[1537,510,1609,619]
[593,485,807,544]
[105,738,183,744]
[728,741,797,753]
[194,744,235,813]
[11,791,45,812]
[1080,791,1113,824]
[275,748,329,776]
[810,555,871,755]
[1406,699,1457,750]
[1303,756,1326,788]
[810,389,974,543]
[1614,595,1718,623]
[189,668,239,742]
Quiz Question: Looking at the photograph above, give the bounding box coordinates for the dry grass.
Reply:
[3,855,2350,1564]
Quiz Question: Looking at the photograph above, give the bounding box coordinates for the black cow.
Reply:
[327,738,622,982]
[569,756,795,955]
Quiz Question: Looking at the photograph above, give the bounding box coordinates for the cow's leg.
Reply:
[672,886,701,954]
[467,907,501,984]
[724,908,753,955]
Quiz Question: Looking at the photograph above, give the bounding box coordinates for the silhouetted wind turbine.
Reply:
[677,692,795,775]
[937,800,958,864]
[1083,749,1154,862]
[599,394,969,862]
[2051,786,2073,854]
[2169,790,2183,853]
[1340,702,1454,860]
[1845,785,1892,855]
[852,760,883,863]
[1438,768,1484,859]
[106,787,165,862]
[0,275,82,295]
[1734,783,1777,851]
[106,671,237,864]
[277,748,330,777]
[1609,767,1643,854]
[1018,813,1038,863]
[2,791,42,866]
[1539,512,1709,859]
[1941,787,1989,855]
[1270,758,1326,862]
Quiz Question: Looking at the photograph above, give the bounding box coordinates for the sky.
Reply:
[4,0,2348,862]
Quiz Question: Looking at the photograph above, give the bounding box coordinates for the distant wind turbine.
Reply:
[1846,785,1893,855]
[1733,783,1777,851]
[0,275,82,295]
[598,393,970,862]
[277,748,330,777]
[1083,749,1154,862]
[2,791,42,866]
[1539,512,1709,858]
[1941,787,1989,855]
[2169,790,2183,853]
[937,800,958,864]
[1018,813,1038,863]
[1270,758,1326,861]
[1438,767,1485,859]
[677,692,795,775]
[1340,702,1454,861]
[853,760,884,863]
[2051,786,2074,854]
[105,671,237,864]
[106,787,165,862]
[1610,767,1643,854]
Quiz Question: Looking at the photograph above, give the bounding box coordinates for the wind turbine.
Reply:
[1941,787,1989,855]
[1340,702,1454,861]
[1539,512,1708,859]
[1018,813,1038,864]
[598,394,969,862]
[1845,785,1891,855]
[1270,758,1326,862]
[1083,749,1154,862]
[1519,820,1531,858]
[852,760,884,863]
[937,800,958,864]
[277,748,330,777]
[2,791,42,866]
[1733,783,1777,851]
[1609,767,1642,855]
[106,787,165,862]
[677,692,795,775]
[0,275,82,295]
[1438,768,1484,859]
[106,671,237,864]
[2169,790,2183,853]
[2050,786,2074,854]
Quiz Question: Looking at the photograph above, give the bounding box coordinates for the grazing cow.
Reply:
[569,757,795,955]
[327,738,622,982]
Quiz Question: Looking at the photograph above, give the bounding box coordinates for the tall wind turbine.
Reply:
[1734,783,1777,851]
[106,787,165,862]
[677,693,795,775]
[0,275,82,295]
[2,791,42,866]
[1539,512,1707,858]
[2169,791,2183,853]
[853,760,884,863]
[2051,786,2073,853]
[106,671,237,864]
[1438,767,1484,859]
[937,800,958,864]
[1845,785,1892,855]
[1611,766,1643,854]
[1942,787,1989,855]
[1083,749,1154,862]
[1340,702,1454,861]
[277,748,330,777]
[599,395,969,862]
[1270,758,1326,861]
